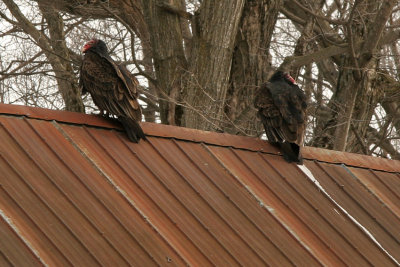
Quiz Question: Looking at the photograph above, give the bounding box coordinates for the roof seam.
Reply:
[145,138,248,266]
[170,139,400,174]
[69,126,160,265]
[262,155,372,265]
[1,112,399,173]
[0,164,73,266]
[0,113,117,131]
[301,164,400,266]
[340,165,400,243]
[0,201,48,266]
[101,133,192,266]
[173,140,283,266]
[257,155,351,265]
[0,249,13,266]
[351,167,400,222]
[300,162,378,265]
[119,138,218,266]
[340,164,400,236]
[1,122,84,265]
[367,169,400,217]
[46,121,160,264]
[27,119,131,265]
[31,119,139,265]
[252,154,347,265]
[309,159,400,174]
[200,144,296,266]
[228,148,327,266]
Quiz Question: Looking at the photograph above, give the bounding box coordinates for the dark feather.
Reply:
[118,117,146,143]
[254,71,307,164]
[80,39,145,142]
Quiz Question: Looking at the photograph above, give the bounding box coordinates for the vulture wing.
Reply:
[254,72,307,163]
[80,50,145,142]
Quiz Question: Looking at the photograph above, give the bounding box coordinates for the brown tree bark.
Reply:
[332,0,396,151]
[38,3,85,113]
[335,0,397,152]
[142,0,187,125]
[223,0,281,135]
[182,0,245,131]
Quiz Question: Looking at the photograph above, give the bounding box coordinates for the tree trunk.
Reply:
[332,66,359,151]
[182,0,245,131]
[306,0,397,152]
[39,4,85,112]
[332,0,396,151]
[346,64,382,154]
[223,0,281,135]
[142,0,187,125]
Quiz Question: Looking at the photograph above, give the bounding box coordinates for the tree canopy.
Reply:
[1,0,400,159]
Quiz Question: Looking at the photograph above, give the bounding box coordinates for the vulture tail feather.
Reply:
[279,142,303,164]
[118,117,146,143]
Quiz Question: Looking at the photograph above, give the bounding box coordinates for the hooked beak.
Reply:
[82,44,90,53]
[285,74,296,84]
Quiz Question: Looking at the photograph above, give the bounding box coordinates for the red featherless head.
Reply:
[284,73,296,84]
[82,39,99,53]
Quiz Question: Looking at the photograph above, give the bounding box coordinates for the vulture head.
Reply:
[270,70,296,85]
[82,39,108,55]
[284,73,296,84]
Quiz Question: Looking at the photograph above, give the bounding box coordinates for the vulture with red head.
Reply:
[80,39,146,142]
[254,71,307,164]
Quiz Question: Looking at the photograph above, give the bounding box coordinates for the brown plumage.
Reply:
[254,71,307,164]
[80,39,146,142]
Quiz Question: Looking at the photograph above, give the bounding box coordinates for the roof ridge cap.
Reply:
[1,103,399,172]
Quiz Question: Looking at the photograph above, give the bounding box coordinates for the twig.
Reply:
[291,0,346,25]
[346,0,362,80]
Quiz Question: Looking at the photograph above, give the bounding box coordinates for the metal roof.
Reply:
[0,103,399,266]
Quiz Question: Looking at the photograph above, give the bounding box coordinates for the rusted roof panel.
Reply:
[1,104,400,266]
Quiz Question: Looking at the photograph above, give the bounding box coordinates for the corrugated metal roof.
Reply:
[0,103,399,266]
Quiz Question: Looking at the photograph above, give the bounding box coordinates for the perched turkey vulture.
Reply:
[254,71,307,164]
[80,39,146,142]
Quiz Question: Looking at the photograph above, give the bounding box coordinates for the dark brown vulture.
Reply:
[254,71,307,164]
[80,39,146,142]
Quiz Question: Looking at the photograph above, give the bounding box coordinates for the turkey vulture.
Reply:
[80,39,146,142]
[254,71,307,164]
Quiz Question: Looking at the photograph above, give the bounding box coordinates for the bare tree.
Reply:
[1,0,400,159]
[281,0,400,157]
[2,0,84,112]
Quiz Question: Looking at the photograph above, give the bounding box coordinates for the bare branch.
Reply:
[279,44,346,71]
[291,0,346,25]
[360,0,398,63]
